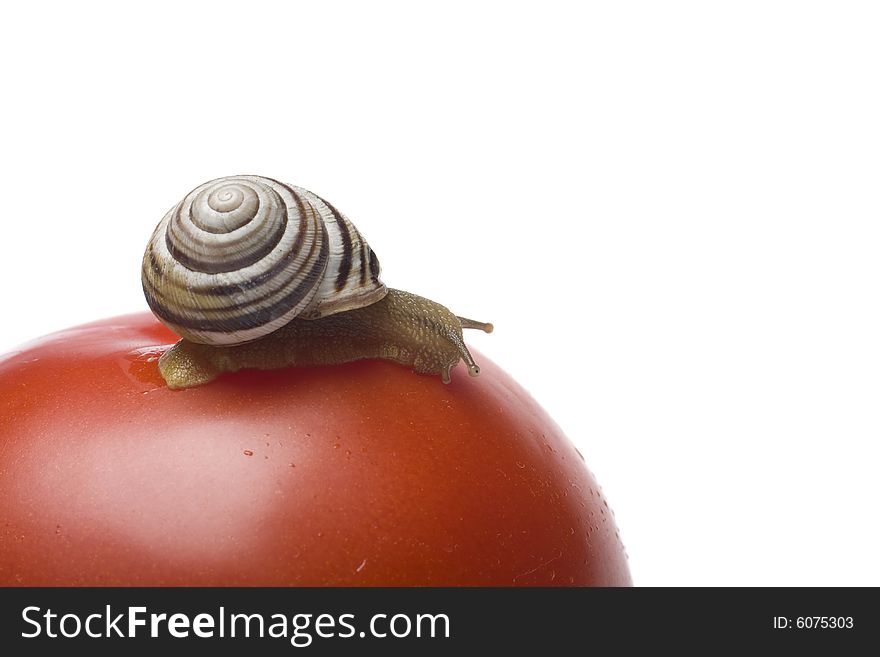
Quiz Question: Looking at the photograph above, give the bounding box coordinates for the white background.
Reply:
[1,1,878,586]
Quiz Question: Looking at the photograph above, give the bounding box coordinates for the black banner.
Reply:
[0,587,872,654]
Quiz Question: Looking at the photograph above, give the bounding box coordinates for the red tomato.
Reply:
[0,313,630,586]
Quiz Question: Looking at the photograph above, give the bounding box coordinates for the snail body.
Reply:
[158,289,492,389]
[142,175,491,389]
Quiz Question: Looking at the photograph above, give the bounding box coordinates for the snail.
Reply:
[142,175,493,389]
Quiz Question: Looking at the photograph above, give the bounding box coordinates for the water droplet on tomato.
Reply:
[121,346,169,388]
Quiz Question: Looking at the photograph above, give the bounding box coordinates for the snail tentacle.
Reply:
[457,317,494,333]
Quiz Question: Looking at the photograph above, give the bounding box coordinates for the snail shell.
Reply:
[141,175,386,345]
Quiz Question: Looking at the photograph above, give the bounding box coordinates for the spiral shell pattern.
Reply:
[142,175,386,345]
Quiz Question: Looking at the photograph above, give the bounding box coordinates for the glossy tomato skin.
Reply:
[0,313,630,586]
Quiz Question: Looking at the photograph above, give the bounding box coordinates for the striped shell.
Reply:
[142,175,386,345]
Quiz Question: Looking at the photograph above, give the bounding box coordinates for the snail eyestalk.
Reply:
[458,317,494,334]
[445,330,482,379]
